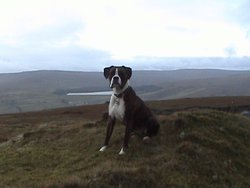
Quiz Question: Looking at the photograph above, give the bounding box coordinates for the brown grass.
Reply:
[0,96,250,187]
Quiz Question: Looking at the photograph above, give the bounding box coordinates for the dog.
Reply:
[99,65,160,155]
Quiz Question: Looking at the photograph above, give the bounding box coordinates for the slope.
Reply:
[0,97,250,187]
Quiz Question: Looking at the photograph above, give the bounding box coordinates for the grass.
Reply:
[0,100,250,187]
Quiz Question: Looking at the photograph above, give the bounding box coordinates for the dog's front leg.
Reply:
[119,121,132,155]
[100,117,116,152]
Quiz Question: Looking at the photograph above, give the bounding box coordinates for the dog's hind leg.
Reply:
[145,117,160,138]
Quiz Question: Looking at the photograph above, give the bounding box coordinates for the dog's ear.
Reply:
[122,66,132,79]
[104,66,113,79]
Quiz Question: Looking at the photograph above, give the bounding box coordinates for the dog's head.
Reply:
[104,66,132,90]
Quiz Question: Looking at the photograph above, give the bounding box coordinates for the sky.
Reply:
[0,0,250,73]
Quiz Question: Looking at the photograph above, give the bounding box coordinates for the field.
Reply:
[0,97,250,187]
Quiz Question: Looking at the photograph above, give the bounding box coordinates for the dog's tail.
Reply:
[146,117,160,137]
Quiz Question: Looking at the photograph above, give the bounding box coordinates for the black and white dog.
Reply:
[99,66,159,155]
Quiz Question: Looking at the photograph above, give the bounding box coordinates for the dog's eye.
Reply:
[119,72,125,79]
[109,68,116,77]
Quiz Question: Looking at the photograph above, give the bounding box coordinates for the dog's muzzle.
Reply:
[110,75,122,88]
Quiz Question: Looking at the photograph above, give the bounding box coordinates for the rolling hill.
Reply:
[0,69,250,114]
[0,97,249,187]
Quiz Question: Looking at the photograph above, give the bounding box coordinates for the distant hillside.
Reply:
[141,70,250,100]
[0,69,250,114]
[0,70,108,114]
[0,97,249,187]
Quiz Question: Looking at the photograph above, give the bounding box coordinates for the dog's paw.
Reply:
[142,136,151,143]
[119,147,126,155]
[143,136,150,141]
[99,146,107,152]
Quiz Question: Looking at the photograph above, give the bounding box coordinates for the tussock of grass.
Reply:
[0,107,250,187]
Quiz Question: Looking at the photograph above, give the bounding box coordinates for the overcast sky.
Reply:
[0,0,250,73]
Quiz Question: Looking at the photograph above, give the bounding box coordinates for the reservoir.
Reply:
[67,91,112,96]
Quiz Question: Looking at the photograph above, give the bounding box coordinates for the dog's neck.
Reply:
[112,80,129,98]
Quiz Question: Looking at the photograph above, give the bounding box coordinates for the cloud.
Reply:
[224,46,238,57]
[236,0,250,25]
[6,18,84,49]
[0,22,111,73]
[0,0,250,73]
[129,57,250,70]
[22,21,84,46]
[0,45,111,73]
[77,0,250,58]
[0,18,112,72]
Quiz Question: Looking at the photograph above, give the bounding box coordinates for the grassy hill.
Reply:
[0,97,250,187]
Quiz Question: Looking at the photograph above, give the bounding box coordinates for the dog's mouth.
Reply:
[110,82,121,89]
[110,75,122,89]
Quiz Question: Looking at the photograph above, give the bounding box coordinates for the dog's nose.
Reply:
[112,76,119,82]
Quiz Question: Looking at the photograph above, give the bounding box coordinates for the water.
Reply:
[67,91,112,96]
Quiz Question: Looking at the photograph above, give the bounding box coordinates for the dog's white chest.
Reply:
[109,95,125,121]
